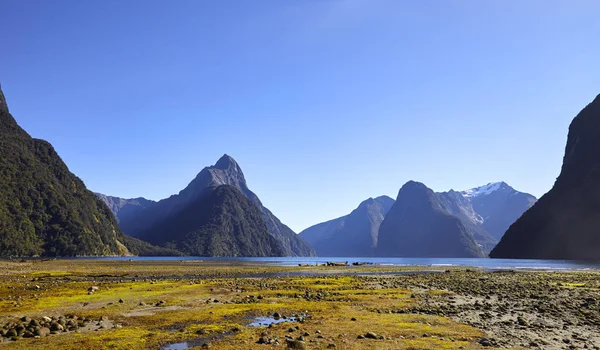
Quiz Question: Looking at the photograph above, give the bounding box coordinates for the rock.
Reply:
[118,299,124,303]
[88,286,99,293]
[34,327,50,337]
[365,332,378,339]
[479,338,492,347]
[517,316,529,326]
[273,312,281,319]
[285,339,306,349]
[256,336,268,344]
[50,323,64,332]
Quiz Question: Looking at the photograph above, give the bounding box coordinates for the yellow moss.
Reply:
[0,260,490,350]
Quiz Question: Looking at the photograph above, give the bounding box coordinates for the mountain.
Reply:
[300,181,534,257]
[0,85,130,257]
[377,181,485,258]
[137,185,285,256]
[460,182,537,241]
[94,193,155,224]
[118,155,316,257]
[436,190,498,253]
[299,196,394,257]
[491,94,600,260]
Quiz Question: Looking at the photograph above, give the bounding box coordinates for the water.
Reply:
[76,256,600,271]
[161,339,207,350]
[247,316,298,327]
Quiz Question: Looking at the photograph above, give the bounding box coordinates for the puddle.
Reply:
[160,314,308,349]
[248,316,298,327]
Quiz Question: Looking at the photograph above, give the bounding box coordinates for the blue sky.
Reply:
[1,1,599,232]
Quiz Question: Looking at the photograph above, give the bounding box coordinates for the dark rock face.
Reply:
[377,181,485,258]
[299,196,394,257]
[119,155,315,257]
[137,185,285,257]
[0,85,130,256]
[491,94,600,259]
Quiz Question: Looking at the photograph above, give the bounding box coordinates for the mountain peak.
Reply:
[401,180,428,190]
[397,181,433,197]
[214,154,238,170]
[461,182,511,198]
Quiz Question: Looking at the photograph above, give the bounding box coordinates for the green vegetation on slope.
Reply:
[0,86,130,257]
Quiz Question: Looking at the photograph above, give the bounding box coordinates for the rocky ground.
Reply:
[0,260,598,349]
[384,270,600,349]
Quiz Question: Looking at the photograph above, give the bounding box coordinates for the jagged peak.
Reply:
[214,154,239,170]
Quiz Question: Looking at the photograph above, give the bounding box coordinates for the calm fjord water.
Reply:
[80,257,600,271]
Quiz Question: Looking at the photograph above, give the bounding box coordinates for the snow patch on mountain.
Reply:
[460,182,505,198]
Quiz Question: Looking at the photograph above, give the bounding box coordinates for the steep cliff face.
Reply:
[377,182,485,258]
[299,196,394,257]
[0,85,130,257]
[491,94,600,259]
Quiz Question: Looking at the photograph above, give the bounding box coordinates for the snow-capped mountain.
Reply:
[458,182,537,240]
[461,182,506,198]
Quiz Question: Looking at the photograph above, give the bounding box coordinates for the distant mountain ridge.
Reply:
[299,196,394,257]
[94,194,155,224]
[491,94,600,259]
[102,155,315,257]
[300,181,535,257]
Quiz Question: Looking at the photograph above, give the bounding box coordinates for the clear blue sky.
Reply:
[1,1,599,232]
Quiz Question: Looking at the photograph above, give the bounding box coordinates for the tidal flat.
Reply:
[0,260,598,349]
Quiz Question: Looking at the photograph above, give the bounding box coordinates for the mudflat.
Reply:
[0,260,598,349]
